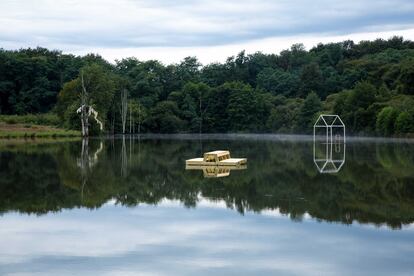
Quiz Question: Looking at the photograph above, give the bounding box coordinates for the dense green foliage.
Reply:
[1,36,414,135]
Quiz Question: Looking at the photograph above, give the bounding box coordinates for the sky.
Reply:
[1,0,414,64]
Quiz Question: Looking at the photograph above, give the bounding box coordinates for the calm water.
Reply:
[0,135,413,275]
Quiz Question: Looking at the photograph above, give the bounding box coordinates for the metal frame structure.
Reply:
[313,115,346,173]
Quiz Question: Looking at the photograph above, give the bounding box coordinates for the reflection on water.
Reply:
[0,136,413,228]
[185,165,247,178]
[313,138,346,173]
[0,136,414,275]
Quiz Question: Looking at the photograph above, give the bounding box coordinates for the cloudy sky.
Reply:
[1,0,414,64]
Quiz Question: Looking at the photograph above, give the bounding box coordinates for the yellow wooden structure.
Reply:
[185,150,247,166]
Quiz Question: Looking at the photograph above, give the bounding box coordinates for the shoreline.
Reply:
[2,133,413,144]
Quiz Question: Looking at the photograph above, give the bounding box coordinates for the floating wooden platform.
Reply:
[185,150,247,167]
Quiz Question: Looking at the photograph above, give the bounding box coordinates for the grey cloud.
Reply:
[0,0,414,50]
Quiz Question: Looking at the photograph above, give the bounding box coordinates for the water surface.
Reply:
[0,135,413,275]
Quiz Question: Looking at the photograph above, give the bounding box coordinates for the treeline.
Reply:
[1,36,414,135]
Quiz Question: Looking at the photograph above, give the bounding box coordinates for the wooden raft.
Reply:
[186,150,247,167]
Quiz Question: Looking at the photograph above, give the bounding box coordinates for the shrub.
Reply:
[376,107,399,136]
[395,112,414,134]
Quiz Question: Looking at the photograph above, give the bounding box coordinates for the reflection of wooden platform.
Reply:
[185,150,247,166]
[185,164,247,178]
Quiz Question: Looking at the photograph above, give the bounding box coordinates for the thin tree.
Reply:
[80,70,89,137]
[129,105,132,134]
[138,102,142,134]
[198,89,210,134]
[120,89,128,134]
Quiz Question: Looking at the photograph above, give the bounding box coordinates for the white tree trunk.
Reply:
[80,72,89,137]
[138,103,141,134]
[129,108,132,134]
[121,89,128,134]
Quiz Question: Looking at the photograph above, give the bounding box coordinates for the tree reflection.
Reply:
[0,138,413,229]
[77,138,103,201]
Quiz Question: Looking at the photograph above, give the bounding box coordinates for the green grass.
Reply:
[0,113,81,138]
[0,113,60,126]
[0,129,80,138]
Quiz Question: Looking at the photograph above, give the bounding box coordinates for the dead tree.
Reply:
[77,71,103,136]
[80,71,89,137]
[129,108,132,134]
[198,90,209,134]
[120,89,128,134]
[138,102,142,134]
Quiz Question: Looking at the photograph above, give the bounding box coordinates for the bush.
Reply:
[395,112,414,134]
[376,107,399,136]
[4,117,17,124]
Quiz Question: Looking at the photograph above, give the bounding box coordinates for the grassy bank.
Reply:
[0,122,80,138]
[0,114,80,138]
[0,113,60,126]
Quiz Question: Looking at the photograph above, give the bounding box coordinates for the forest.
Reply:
[1,36,414,136]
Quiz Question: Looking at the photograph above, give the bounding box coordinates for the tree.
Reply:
[145,101,184,133]
[226,82,257,132]
[120,89,128,134]
[127,100,146,134]
[397,58,414,95]
[79,70,90,136]
[338,81,378,133]
[177,82,211,133]
[394,111,414,134]
[257,68,300,96]
[376,107,399,136]
[56,63,117,135]
[296,92,322,133]
[267,98,303,133]
[177,56,201,85]
[300,63,324,98]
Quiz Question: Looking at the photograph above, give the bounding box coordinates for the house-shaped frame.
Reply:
[313,115,346,173]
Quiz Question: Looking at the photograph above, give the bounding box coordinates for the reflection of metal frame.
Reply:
[313,115,346,173]
[185,164,247,178]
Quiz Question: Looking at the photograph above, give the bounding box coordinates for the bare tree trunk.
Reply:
[80,71,89,137]
[199,91,202,134]
[121,89,128,134]
[81,110,85,137]
[138,103,141,134]
[84,111,89,137]
[111,114,115,135]
[129,108,132,134]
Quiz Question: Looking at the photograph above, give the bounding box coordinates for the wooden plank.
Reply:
[218,158,247,166]
[185,164,247,170]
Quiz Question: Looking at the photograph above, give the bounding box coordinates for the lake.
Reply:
[0,135,413,275]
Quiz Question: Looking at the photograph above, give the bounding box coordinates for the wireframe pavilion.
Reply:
[313,115,346,173]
